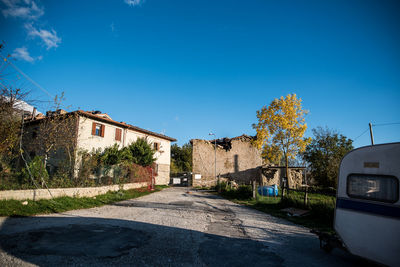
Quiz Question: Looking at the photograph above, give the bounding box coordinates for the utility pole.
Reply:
[209,133,218,192]
[369,123,374,146]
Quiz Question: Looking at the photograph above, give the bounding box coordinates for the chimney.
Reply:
[31,107,37,120]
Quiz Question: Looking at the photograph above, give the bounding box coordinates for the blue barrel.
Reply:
[273,184,278,196]
[257,185,279,196]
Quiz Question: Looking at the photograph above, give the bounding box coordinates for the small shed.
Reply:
[261,165,306,188]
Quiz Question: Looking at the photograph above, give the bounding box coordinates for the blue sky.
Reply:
[1,0,399,147]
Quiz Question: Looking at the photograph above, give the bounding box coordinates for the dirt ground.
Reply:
[0,187,371,266]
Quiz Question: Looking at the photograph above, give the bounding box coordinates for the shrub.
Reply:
[101,144,122,165]
[48,171,75,188]
[77,148,103,181]
[1,139,157,190]
[235,185,253,199]
[221,184,252,200]
[216,181,228,192]
[126,138,155,167]
[21,156,49,187]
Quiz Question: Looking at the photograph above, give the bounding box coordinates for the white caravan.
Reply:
[334,142,400,266]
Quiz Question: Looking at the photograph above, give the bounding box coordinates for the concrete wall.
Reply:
[77,116,171,185]
[0,182,148,201]
[192,136,263,187]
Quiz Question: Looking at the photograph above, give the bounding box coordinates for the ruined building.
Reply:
[191,134,304,188]
[191,135,262,187]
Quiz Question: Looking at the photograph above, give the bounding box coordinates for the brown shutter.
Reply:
[100,124,105,137]
[115,128,121,141]
[92,122,96,135]
[154,142,160,151]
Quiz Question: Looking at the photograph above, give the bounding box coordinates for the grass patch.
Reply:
[0,185,168,217]
[222,191,335,233]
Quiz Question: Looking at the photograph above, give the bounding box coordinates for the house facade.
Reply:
[23,110,176,185]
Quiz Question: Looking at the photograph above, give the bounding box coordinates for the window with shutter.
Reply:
[92,122,96,135]
[100,124,105,137]
[154,142,160,151]
[92,122,105,137]
[115,128,122,141]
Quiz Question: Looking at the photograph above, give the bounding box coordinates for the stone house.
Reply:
[191,134,304,188]
[23,110,176,185]
[191,135,262,187]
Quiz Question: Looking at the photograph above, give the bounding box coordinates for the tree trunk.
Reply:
[285,155,290,189]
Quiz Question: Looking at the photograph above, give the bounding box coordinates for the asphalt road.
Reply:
[0,187,371,266]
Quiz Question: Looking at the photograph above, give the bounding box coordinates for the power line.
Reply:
[1,56,53,99]
[353,122,400,143]
[353,128,369,141]
[372,122,400,127]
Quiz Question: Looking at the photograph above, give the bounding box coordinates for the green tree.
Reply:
[0,44,27,172]
[0,87,25,172]
[101,144,122,165]
[253,94,311,187]
[170,143,192,174]
[126,138,155,167]
[302,127,353,188]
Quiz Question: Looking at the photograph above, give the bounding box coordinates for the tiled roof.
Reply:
[24,110,177,142]
[77,110,176,141]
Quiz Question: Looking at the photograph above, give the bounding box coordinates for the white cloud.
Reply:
[25,23,61,50]
[12,47,34,62]
[110,22,115,32]
[2,1,60,60]
[1,0,44,20]
[124,0,144,7]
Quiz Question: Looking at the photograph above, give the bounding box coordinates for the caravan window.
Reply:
[347,174,399,203]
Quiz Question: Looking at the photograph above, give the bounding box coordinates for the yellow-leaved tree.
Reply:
[253,94,311,188]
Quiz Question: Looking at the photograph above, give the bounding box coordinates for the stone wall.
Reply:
[0,182,148,201]
[191,135,263,187]
[23,114,79,171]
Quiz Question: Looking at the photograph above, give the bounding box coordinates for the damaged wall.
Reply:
[261,166,305,188]
[191,135,263,187]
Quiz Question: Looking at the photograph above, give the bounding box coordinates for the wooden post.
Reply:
[252,180,256,199]
[369,123,374,146]
[256,181,259,201]
[217,174,221,193]
[304,186,308,206]
[303,168,308,206]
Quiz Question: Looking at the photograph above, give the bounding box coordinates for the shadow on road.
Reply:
[0,216,285,266]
